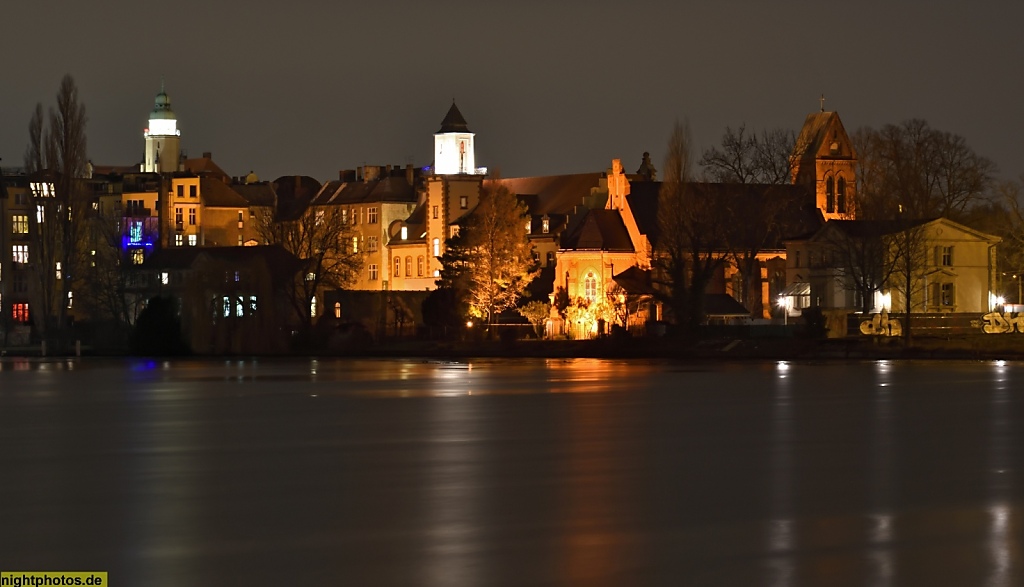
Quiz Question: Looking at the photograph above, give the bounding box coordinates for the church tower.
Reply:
[790,108,857,220]
[433,102,477,175]
[141,82,181,173]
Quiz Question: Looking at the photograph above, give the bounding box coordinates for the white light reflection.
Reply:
[988,503,1011,587]
[776,361,789,379]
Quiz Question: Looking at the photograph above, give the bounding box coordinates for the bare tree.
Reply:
[700,124,796,185]
[854,119,994,221]
[23,75,89,352]
[254,203,362,329]
[886,218,931,344]
[655,120,728,330]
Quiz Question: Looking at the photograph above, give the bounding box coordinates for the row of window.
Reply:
[393,256,426,278]
[525,218,551,235]
[174,208,197,225]
[175,184,198,198]
[793,246,956,269]
[342,207,379,225]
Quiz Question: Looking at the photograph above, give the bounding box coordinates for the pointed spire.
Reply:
[437,102,471,134]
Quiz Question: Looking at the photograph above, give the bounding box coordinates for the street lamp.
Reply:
[777,295,790,326]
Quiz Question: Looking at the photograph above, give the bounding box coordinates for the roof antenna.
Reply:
[819,94,825,112]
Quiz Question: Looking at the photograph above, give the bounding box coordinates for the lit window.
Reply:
[310,296,318,317]
[432,238,440,257]
[542,218,549,234]
[132,249,144,265]
[334,302,341,319]
[12,245,29,264]
[526,219,532,234]
[55,262,62,280]
[341,209,348,224]
[401,226,407,240]
[305,272,316,281]
[234,271,240,282]
[224,296,232,318]
[236,297,244,317]
[161,272,169,285]
[352,237,359,253]
[237,235,242,246]
[188,234,197,246]
[405,256,412,277]
[67,291,73,309]
[584,271,597,302]
[12,215,29,235]
[249,295,258,315]
[12,303,29,323]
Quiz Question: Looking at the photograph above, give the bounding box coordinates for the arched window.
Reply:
[825,177,835,213]
[417,256,424,276]
[394,257,401,278]
[310,296,318,318]
[334,302,341,319]
[405,256,412,277]
[584,271,598,303]
[837,176,847,213]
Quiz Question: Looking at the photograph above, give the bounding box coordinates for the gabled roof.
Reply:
[437,102,471,134]
[791,111,857,165]
[311,176,418,206]
[560,209,633,251]
[704,293,750,317]
[612,266,656,295]
[201,177,250,208]
[182,157,230,182]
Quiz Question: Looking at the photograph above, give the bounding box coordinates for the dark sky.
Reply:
[3,1,1022,183]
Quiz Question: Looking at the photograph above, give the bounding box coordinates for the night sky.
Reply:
[3,1,1022,183]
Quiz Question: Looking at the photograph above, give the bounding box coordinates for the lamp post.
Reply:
[778,295,789,326]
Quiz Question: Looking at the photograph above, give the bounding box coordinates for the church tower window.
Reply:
[837,176,847,214]
[825,177,835,213]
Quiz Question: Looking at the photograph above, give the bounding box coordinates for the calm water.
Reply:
[0,357,1021,586]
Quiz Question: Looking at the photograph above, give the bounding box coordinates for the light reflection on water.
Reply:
[1,357,1023,584]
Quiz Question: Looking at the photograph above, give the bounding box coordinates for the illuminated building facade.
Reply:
[141,83,182,174]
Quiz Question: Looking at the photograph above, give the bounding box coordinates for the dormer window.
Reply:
[525,219,532,234]
[542,217,550,234]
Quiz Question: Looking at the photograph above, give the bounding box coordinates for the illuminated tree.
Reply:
[24,75,90,352]
[445,184,537,330]
[518,300,551,338]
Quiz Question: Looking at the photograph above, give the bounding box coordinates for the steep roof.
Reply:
[560,209,634,251]
[201,178,250,207]
[312,175,418,206]
[437,102,471,134]
[791,111,857,167]
[182,157,230,182]
[704,293,750,317]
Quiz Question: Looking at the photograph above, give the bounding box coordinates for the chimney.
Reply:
[406,164,414,185]
[339,169,356,182]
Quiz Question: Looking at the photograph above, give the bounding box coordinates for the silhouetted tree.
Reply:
[24,75,90,352]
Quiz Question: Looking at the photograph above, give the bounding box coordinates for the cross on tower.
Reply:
[819,94,826,112]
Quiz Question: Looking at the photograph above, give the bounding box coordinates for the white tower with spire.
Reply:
[141,82,181,173]
[433,102,477,175]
